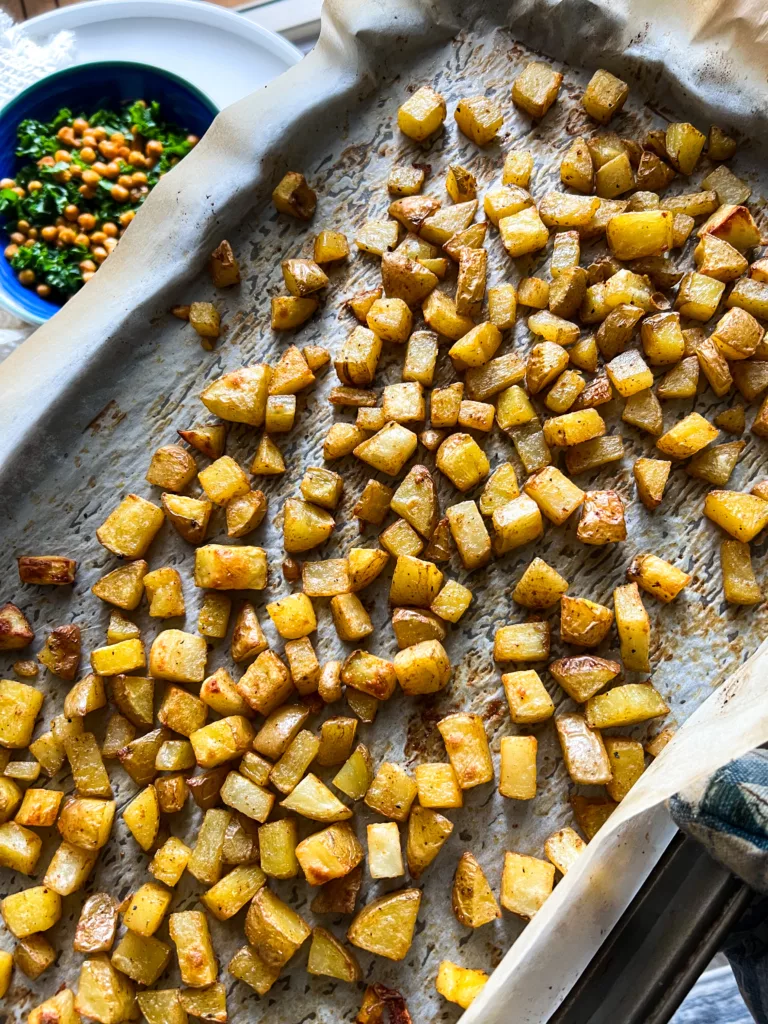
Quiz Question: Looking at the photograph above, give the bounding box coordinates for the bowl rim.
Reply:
[0,59,219,325]
[0,58,220,124]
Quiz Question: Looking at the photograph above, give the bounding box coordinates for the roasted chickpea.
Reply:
[82,270,95,282]
[82,168,101,187]
[75,233,91,248]
[10,232,25,245]
[64,204,80,222]
[128,150,146,168]
[37,156,54,168]
[4,244,18,259]
[0,177,15,189]
[72,117,89,135]
[80,146,96,164]
[26,180,43,192]
[78,185,95,199]
[16,220,30,232]
[91,245,108,264]
[187,134,200,147]
[54,169,71,183]
[103,162,120,180]
[58,227,76,245]
[70,165,83,179]
[145,139,164,157]
[18,269,35,286]
[90,231,107,245]
[36,283,51,298]
[82,134,97,148]
[131,171,148,185]
[27,228,38,240]
[119,210,136,227]
[56,126,75,145]
[92,126,107,141]
[41,226,58,242]
[111,131,126,144]
[117,174,133,189]
[79,259,97,273]
[77,213,96,231]
[12,187,25,198]
[92,161,108,174]
[118,146,131,160]
[110,184,129,203]
[54,149,73,163]
[98,140,117,160]
[102,222,118,238]
[104,237,118,253]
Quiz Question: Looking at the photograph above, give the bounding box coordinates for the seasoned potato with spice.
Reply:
[398,85,446,141]
[347,889,422,960]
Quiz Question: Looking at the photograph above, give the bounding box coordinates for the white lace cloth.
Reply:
[0,10,76,357]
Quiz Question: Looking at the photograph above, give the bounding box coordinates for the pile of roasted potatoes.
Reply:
[3,58,768,1022]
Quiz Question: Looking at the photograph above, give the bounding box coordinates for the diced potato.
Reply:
[74,955,137,1023]
[655,412,719,460]
[281,772,353,822]
[0,678,43,748]
[356,219,400,256]
[397,85,446,141]
[388,165,425,196]
[705,490,768,541]
[394,639,451,696]
[271,295,318,329]
[545,827,587,875]
[627,553,691,603]
[169,911,218,987]
[721,540,761,604]
[347,888,421,960]
[389,554,443,607]
[501,852,554,918]
[202,863,267,919]
[367,821,404,879]
[437,713,493,789]
[605,737,646,802]
[606,350,654,398]
[228,945,280,997]
[122,785,159,852]
[272,171,316,219]
[586,683,669,729]
[308,926,361,982]
[613,582,651,672]
[150,836,192,887]
[499,735,537,800]
[499,206,549,257]
[2,885,61,938]
[436,961,489,1010]
[296,820,364,886]
[245,886,311,968]
[512,60,563,117]
[146,444,197,493]
[436,432,490,491]
[0,819,41,874]
[560,595,614,647]
[446,500,491,570]
[582,69,629,122]
[454,95,503,144]
[561,136,594,193]
[577,490,626,546]
[430,580,473,624]
[549,654,621,703]
[634,457,671,509]
[190,717,255,768]
[451,850,500,928]
[494,622,550,662]
[188,808,231,883]
[96,494,164,559]
[556,712,612,785]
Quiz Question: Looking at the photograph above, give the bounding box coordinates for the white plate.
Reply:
[17,0,303,110]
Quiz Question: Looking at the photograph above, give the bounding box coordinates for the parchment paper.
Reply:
[3,1,768,1021]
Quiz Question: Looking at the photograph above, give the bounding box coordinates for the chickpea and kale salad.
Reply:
[0,100,200,302]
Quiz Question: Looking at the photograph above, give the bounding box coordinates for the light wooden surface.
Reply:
[4,0,243,20]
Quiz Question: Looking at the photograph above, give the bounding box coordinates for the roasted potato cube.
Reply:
[96,493,164,558]
[0,602,33,651]
[436,432,489,491]
[491,493,544,556]
[454,94,503,144]
[202,862,267,919]
[74,893,119,954]
[228,945,281,997]
[148,629,206,683]
[556,712,612,784]
[122,785,159,852]
[634,457,671,509]
[158,684,207,737]
[169,911,217,987]
[560,595,614,647]
[605,736,646,802]
[444,500,490,570]
[586,683,669,729]
[110,674,153,728]
[512,557,568,609]
[448,322,501,372]
[65,731,112,798]
[271,295,318,329]
[388,164,425,196]
[191,717,255,770]
[245,886,311,968]
[406,804,453,878]
[366,296,412,343]
[178,423,227,460]
[347,889,421,960]
[712,307,763,362]
[613,582,651,671]
[329,593,373,642]
[577,490,626,546]
[721,540,761,604]
[122,881,172,937]
[674,270,726,322]
[201,364,271,427]
[494,622,550,662]
[499,205,549,257]
[295,820,364,887]
[367,821,404,879]
[307,926,362,982]
[356,219,400,256]
[545,827,587,875]
[436,961,489,1010]
[393,639,451,696]
[106,611,139,644]
[524,465,584,526]
[560,136,594,193]
[391,608,446,649]
[2,885,61,938]
[74,955,137,1023]
[15,787,63,827]
[187,807,231,885]
[512,61,563,117]
[549,654,621,703]
[403,328,439,386]
[499,735,537,800]
[693,233,748,283]
[353,422,417,477]
[252,705,307,761]
[656,412,719,460]
[19,556,77,587]
[501,852,554,918]
[389,553,443,608]
[281,259,329,302]
[526,341,569,394]
[582,69,629,123]
[500,670,553,724]
[0,820,41,873]
[430,580,473,624]
[627,553,691,603]
[0,678,43,748]
[705,490,768,542]
[605,350,654,398]
[160,493,212,545]
[149,836,192,887]
[450,850,500,930]
[146,444,197,493]
[397,85,446,140]
[437,713,492,789]
[664,121,706,174]
[430,382,464,427]
[272,170,316,219]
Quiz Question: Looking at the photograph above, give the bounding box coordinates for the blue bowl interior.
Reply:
[0,62,217,324]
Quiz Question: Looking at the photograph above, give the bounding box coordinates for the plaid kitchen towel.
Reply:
[670,749,768,1023]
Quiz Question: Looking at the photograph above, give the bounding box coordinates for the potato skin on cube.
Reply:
[437,713,493,789]
[347,888,422,960]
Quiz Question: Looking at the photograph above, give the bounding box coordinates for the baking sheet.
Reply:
[3,0,768,1021]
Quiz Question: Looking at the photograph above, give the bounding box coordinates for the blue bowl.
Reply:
[0,61,218,324]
